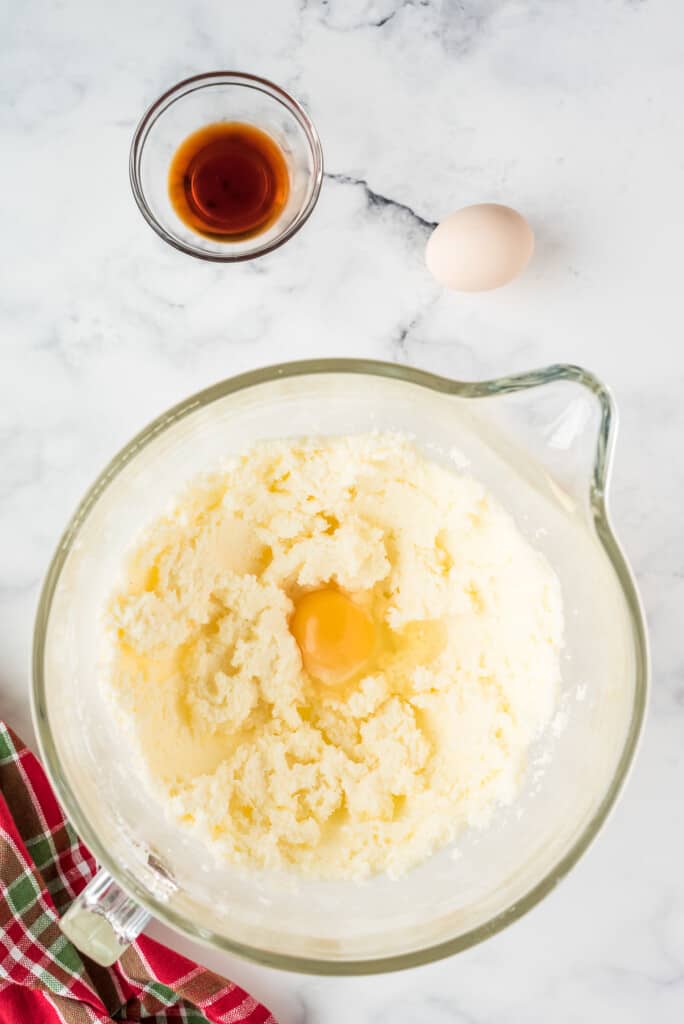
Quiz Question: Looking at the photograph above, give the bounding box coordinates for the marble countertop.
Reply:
[2,0,683,1019]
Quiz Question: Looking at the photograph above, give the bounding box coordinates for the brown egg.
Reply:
[426,203,535,292]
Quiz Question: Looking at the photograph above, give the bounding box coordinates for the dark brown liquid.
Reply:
[168,122,290,241]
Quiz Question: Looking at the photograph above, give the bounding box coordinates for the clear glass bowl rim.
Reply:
[129,71,324,262]
[31,358,649,974]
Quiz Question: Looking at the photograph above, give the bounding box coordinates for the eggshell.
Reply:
[426,203,534,292]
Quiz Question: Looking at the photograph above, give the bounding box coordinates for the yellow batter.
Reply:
[108,434,563,879]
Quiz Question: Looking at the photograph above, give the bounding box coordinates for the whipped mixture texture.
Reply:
[108,434,563,879]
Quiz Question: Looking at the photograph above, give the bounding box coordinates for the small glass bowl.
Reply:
[129,72,324,262]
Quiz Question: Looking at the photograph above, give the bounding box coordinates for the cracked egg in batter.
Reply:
[107,433,563,879]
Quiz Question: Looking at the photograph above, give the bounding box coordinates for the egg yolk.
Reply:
[291,588,375,685]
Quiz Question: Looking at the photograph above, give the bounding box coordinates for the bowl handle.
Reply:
[59,868,150,966]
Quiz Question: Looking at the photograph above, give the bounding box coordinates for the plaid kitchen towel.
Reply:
[0,722,276,1024]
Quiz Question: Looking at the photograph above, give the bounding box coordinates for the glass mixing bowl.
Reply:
[31,360,648,973]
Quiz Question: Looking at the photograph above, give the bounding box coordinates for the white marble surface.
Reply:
[1,0,683,1019]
